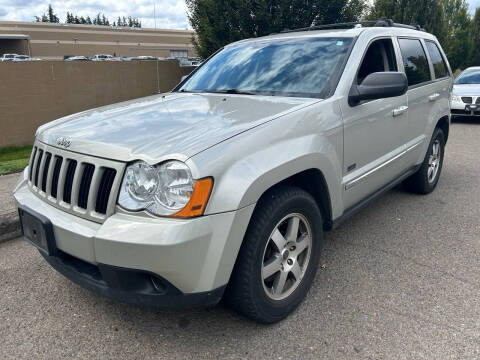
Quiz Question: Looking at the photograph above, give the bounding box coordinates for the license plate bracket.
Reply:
[18,205,57,256]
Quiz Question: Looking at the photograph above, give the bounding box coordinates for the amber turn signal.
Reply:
[173,177,213,218]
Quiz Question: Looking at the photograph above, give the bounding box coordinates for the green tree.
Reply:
[47,4,60,23]
[441,0,471,70]
[186,0,368,59]
[368,0,447,44]
[35,4,59,23]
[470,8,480,66]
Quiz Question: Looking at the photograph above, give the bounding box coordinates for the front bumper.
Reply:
[13,169,254,307]
[451,99,480,116]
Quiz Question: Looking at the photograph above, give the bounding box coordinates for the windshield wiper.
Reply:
[207,89,257,95]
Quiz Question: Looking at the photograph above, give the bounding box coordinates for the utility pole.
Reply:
[153,0,157,29]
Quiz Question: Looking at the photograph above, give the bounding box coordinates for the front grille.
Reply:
[476,97,480,104]
[28,142,125,223]
[462,97,472,104]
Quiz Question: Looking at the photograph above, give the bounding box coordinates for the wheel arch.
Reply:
[436,115,450,142]
[255,169,333,231]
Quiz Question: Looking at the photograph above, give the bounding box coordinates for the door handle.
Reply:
[392,105,408,117]
[428,93,440,101]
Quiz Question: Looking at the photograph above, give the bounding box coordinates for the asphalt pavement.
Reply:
[0,118,479,359]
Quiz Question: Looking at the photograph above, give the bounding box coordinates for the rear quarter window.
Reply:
[425,41,449,79]
[398,38,432,87]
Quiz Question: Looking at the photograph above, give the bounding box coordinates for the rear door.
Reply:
[396,38,451,166]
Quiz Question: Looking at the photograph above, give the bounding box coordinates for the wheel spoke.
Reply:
[428,167,433,179]
[295,234,310,255]
[290,262,302,281]
[270,228,287,251]
[262,255,282,279]
[285,216,300,242]
[273,270,288,295]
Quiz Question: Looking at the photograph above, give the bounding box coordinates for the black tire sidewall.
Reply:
[421,128,445,192]
[247,190,323,321]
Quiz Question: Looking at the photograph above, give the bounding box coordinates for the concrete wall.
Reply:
[0,61,195,147]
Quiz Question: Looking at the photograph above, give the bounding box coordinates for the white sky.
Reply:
[0,0,190,29]
[0,0,478,30]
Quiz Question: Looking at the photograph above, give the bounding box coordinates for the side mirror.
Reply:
[349,72,408,106]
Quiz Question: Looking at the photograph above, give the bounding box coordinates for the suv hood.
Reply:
[453,84,480,96]
[37,93,316,163]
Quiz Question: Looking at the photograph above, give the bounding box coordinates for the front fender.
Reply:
[187,99,344,220]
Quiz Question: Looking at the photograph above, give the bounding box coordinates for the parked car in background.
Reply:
[12,55,30,61]
[14,19,452,324]
[65,56,90,61]
[1,53,18,61]
[12,55,40,62]
[90,54,113,61]
[451,67,480,118]
[121,57,134,61]
[106,57,123,61]
[134,55,157,61]
[179,57,202,67]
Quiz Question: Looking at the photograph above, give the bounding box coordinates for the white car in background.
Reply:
[451,67,480,118]
[65,56,90,61]
[1,53,18,61]
[91,54,113,61]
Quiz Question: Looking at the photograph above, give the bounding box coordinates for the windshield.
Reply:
[178,37,354,98]
[455,69,480,84]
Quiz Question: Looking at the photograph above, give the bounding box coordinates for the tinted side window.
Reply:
[398,39,432,86]
[357,38,398,84]
[425,41,449,79]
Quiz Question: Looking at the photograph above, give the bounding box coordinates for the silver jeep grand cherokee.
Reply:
[14,19,452,323]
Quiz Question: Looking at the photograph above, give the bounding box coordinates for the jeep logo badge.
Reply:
[56,137,71,148]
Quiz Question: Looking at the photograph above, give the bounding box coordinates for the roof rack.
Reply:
[280,18,425,34]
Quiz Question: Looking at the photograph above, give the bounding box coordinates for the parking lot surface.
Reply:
[1,119,479,359]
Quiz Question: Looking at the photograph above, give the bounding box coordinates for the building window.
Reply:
[170,50,188,58]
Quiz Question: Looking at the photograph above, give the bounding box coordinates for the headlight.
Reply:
[451,95,462,102]
[118,160,212,217]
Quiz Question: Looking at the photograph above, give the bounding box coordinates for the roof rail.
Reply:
[280,18,425,34]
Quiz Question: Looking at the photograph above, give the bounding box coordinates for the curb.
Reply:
[0,211,21,244]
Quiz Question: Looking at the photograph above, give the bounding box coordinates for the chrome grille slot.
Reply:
[78,163,95,209]
[462,97,472,104]
[34,149,43,187]
[51,156,63,199]
[41,152,52,193]
[63,160,77,204]
[476,98,480,105]
[29,147,37,182]
[95,168,117,214]
[27,141,125,223]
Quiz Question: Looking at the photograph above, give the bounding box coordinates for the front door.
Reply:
[340,37,409,209]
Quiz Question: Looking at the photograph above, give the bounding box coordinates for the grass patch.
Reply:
[0,145,32,175]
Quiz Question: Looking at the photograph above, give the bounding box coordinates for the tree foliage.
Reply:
[368,0,447,43]
[35,4,59,23]
[186,0,368,58]
[368,0,480,70]
[470,7,480,66]
[36,6,141,28]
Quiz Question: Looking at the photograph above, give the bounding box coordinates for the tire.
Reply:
[404,127,445,194]
[226,186,323,323]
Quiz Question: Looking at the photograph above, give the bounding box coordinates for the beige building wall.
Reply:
[0,61,195,147]
[0,21,195,59]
